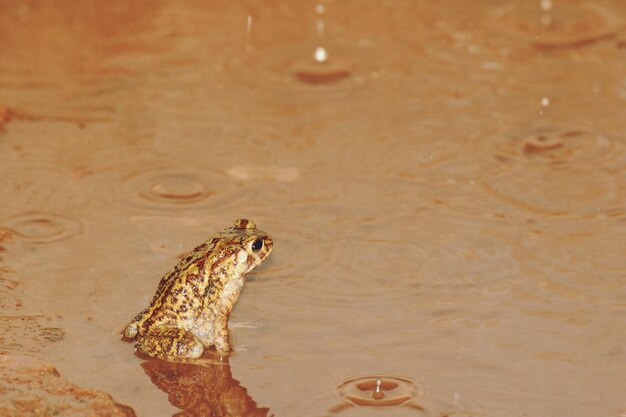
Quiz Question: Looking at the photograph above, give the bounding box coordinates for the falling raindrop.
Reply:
[291,2,353,84]
[539,96,550,116]
[221,2,410,89]
[245,15,252,51]
[313,46,328,63]
[315,3,326,39]
[540,0,553,27]
[312,3,329,63]
[316,3,326,36]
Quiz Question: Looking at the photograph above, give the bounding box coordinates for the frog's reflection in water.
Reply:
[141,354,271,417]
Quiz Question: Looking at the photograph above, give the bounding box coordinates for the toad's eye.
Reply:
[251,238,263,252]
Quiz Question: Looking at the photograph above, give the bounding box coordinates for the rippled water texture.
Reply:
[1,1,625,416]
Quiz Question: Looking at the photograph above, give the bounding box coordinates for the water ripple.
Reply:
[335,375,425,409]
[486,2,622,49]
[107,164,228,214]
[481,125,625,167]
[218,38,411,95]
[262,215,516,310]
[287,371,487,417]
[0,211,85,245]
[516,217,626,290]
[477,125,626,217]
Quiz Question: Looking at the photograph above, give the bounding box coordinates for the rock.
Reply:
[0,353,135,417]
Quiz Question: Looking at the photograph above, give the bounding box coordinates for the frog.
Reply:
[122,219,273,360]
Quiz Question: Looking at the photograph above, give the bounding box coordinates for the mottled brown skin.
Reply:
[122,219,273,360]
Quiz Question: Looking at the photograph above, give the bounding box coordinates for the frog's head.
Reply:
[232,219,273,272]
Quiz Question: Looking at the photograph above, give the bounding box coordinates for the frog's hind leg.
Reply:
[136,327,204,360]
[122,308,150,339]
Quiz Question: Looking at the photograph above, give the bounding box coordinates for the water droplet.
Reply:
[315,19,325,34]
[540,14,553,27]
[371,378,385,399]
[245,15,252,51]
[539,0,553,27]
[337,375,424,408]
[315,2,326,39]
[313,46,328,63]
[540,0,553,12]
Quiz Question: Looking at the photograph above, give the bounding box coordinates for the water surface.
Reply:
[0,1,625,416]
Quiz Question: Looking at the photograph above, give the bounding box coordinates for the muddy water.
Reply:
[1,1,625,416]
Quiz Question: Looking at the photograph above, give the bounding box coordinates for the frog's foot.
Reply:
[136,327,204,360]
[213,325,232,355]
[122,321,139,339]
[122,309,150,339]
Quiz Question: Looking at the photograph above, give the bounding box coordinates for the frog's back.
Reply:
[135,240,221,330]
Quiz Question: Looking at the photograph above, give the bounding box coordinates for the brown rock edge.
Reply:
[0,353,135,417]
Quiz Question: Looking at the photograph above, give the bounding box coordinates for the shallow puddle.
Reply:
[1,1,625,417]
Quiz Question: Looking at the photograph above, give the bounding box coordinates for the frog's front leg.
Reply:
[213,315,232,354]
[136,327,204,360]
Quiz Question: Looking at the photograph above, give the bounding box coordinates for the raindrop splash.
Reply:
[372,378,384,400]
[292,2,352,84]
[336,375,425,408]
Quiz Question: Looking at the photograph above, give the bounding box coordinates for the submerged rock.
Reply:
[0,353,135,417]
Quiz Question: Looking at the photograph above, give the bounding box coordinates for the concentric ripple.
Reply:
[262,213,518,313]
[482,125,624,167]
[483,169,621,217]
[109,165,226,214]
[336,375,425,409]
[486,2,621,49]
[478,125,626,217]
[0,211,85,245]
[141,175,208,204]
[515,213,626,306]
[288,371,487,417]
